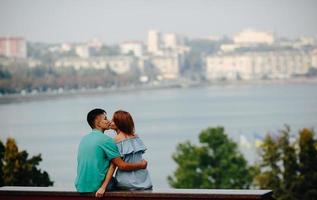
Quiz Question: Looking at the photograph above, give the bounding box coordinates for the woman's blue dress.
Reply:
[115,136,152,190]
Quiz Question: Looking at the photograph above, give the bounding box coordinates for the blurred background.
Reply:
[0,0,317,198]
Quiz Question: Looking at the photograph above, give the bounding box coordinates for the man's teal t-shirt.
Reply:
[75,129,120,192]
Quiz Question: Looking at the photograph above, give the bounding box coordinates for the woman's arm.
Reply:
[95,163,116,198]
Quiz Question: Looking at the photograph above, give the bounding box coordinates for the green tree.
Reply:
[0,138,53,186]
[296,128,317,199]
[253,134,283,197]
[280,127,298,200]
[253,126,317,200]
[0,140,4,186]
[168,127,252,189]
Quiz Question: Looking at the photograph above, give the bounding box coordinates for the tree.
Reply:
[296,128,317,199]
[253,126,317,200]
[0,140,4,186]
[253,133,283,198]
[168,127,252,189]
[0,138,53,186]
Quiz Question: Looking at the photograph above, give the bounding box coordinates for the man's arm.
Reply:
[111,157,147,171]
[95,163,116,198]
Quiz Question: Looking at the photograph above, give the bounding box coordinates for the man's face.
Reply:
[95,113,111,130]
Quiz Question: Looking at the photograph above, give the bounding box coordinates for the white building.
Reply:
[311,49,317,68]
[60,43,72,52]
[88,38,103,49]
[147,30,161,54]
[27,58,42,68]
[75,45,90,58]
[206,54,253,80]
[106,56,135,74]
[233,29,275,45]
[163,33,179,49]
[120,41,145,57]
[151,55,180,80]
[205,51,311,80]
[220,44,240,52]
[54,56,136,74]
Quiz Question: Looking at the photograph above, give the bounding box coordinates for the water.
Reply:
[1,83,317,189]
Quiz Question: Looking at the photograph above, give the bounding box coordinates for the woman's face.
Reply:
[110,118,117,131]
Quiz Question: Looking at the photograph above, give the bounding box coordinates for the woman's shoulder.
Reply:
[115,134,146,155]
[115,133,138,143]
[114,134,125,142]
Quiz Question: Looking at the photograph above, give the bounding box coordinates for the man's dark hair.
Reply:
[87,108,106,129]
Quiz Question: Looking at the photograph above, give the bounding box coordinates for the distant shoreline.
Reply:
[1,78,317,105]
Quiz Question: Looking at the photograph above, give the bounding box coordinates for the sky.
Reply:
[0,0,317,44]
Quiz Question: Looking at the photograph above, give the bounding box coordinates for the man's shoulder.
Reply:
[93,132,115,144]
[81,131,113,142]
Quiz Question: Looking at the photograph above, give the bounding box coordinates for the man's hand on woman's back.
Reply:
[140,159,147,169]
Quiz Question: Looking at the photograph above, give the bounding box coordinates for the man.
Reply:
[75,108,147,194]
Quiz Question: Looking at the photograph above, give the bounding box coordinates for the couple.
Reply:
[75,108,152,197]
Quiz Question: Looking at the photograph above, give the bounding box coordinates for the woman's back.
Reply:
[115,135,152,190]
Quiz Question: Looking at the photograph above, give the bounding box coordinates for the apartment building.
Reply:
[205,51,311,80]
[0,37,27,58]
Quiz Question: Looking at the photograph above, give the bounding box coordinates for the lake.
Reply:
[1,82,317,188]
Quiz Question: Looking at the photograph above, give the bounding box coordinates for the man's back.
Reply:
[75,129,120,192]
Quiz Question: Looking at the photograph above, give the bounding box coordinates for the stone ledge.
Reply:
[0,186,274,200]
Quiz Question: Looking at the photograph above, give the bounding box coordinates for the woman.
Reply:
[96,110,152,195]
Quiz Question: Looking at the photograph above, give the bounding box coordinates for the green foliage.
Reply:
[168,127,252,189]
[0,140,4,186]
[0,68,12,79]
[0,58,144,94]
[253,126,317,200]
[0,138,53,186]
[187,39,221,55]
[99,45,120,56]
[182,51,204,80]
[0,65,14,93]
[296,128,317,199]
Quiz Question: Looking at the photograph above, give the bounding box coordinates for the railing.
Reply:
[0,186,274,200]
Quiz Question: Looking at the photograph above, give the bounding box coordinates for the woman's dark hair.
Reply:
[113,110,135,134]
[87,108,106,129]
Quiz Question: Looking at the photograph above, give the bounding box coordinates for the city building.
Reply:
[311,49,317,68]
[147,30,161,54]
[233,29,275,45]
[205,54,253,80]
[220,44,239,52]
[60,43,72,52]
[106,56,136,74]
[88,38,103,56]
[163,33,179,49]
[120,41,145,57]
[147,30,190,57]
[27,58,42,68]
[291,37,317,49]
[88,38,103,49]
[151,54,180,80]
[0,37,27,58]
[205,51,311,80]
[54,56,136,74]
[75,45,90,58]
